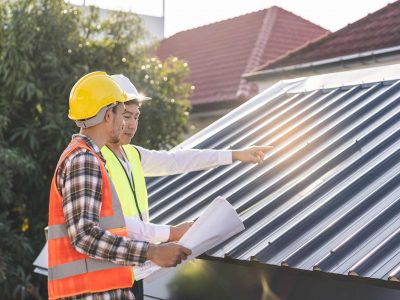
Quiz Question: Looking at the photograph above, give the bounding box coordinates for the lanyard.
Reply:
[106,146,144,221]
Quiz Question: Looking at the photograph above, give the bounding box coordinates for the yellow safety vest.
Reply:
[101,144,150,284]
[101,145,149,222]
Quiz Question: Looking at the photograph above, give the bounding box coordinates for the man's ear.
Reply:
[104,108,113,123]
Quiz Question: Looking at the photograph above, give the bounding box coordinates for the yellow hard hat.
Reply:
[68,71,128,120]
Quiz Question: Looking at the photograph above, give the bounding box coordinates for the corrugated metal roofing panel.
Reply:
[146,66,400,284]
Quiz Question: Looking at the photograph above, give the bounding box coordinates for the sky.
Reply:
[69,0,397,37]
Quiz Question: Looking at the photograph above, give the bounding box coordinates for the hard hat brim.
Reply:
[127,93,152,102]
[111,74,151,102]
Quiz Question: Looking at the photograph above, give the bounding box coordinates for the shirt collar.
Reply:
[72,133,106,163]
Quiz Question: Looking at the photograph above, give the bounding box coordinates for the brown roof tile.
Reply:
[157,6,327,106]
[257,1,400,72]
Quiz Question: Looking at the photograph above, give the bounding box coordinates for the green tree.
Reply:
[0,0,191,298]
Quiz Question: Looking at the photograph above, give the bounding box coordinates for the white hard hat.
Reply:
[111,74,151,102]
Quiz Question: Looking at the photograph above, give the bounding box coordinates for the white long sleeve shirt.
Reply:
[123,146,233,243]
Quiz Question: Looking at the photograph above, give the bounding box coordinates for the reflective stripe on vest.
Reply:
[101,145,149,222]
[47,138,133,299]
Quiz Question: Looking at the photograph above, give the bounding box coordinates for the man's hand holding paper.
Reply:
[134,196,245,281]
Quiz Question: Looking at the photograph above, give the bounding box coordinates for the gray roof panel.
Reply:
[146,67,400,285]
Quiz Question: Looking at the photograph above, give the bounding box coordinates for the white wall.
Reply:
[77,5,164,42]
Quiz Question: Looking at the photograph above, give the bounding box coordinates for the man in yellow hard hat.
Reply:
[103,74,273,300]
[47,71,191,300]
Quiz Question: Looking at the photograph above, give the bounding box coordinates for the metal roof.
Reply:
[146,64,400,285]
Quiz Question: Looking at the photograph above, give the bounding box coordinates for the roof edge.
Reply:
[243,45,400,80]
[201,255,400,290]
[283,62,400,94]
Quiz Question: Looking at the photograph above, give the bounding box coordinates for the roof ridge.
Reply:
[164,8,270,39]
[164,5,326,41]
[256,0,400,71]
[236,7,279,99]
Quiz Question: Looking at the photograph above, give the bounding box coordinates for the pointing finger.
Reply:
[258,145,273,153]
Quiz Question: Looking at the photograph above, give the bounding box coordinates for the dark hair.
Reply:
[111,105,118,113]
[126,99,140,106]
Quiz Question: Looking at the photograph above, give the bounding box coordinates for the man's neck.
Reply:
[106,142,123,159]
[80,127,107,149]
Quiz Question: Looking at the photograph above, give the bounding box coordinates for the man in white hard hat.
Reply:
[102,75,273,300]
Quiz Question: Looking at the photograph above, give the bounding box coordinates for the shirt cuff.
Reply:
[218,150,233,165]
[156,224,171,243]
[127,240,149,264]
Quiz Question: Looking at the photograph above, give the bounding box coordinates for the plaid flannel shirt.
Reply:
[55,134,148,300]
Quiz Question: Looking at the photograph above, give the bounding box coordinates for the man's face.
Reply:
[108,103,126,144]
[119,103,140,145]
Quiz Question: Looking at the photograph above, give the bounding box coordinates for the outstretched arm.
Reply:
[136,145,273,177]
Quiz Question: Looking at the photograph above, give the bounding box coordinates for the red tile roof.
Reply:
[257,1,400,72]
[157,7,327,106]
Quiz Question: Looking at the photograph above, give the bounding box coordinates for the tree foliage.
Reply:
[0,0,191,298]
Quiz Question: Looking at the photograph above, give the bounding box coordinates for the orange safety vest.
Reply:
[47,138,133,299]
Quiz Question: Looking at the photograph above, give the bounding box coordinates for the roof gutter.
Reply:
[243,45,400,81]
